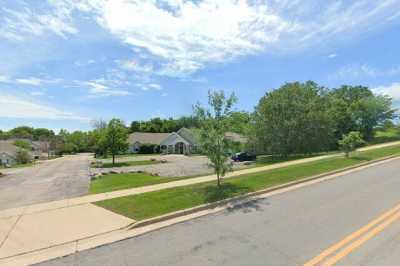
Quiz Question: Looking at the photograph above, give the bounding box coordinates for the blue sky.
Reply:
[1,0,400,132]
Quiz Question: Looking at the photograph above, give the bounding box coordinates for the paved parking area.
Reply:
[0,154,91,210]
[92,154,249,177]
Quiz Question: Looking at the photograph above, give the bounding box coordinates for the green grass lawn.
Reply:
[90,172,186,194]
[370,128,400,144]
[92,160,162,168]
[96,145,400,221]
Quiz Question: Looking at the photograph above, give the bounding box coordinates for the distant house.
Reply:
[0,141,18,166]
[128,128,246,155]
[8,139,52,159]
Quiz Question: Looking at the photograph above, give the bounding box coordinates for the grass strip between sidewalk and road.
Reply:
[96,145,400,221]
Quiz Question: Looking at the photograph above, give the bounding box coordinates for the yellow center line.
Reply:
[304,202,400,266]
[322,210,400,265]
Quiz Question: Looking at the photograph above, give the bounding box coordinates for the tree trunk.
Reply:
[112,154,115,165]
[217,173,221,188]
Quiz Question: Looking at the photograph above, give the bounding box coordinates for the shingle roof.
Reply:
[128,132,170,145]
[0,141,18,157]
[177,128,198,145]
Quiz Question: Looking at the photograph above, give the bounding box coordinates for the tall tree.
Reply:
[194,90,237,188]
[252,81,335,157]
[329,85,396,141]
[105,119,129,165]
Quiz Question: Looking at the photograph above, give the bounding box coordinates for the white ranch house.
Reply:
[128,128,198,155]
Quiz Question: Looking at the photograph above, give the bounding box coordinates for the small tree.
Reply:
[339,131,365,158]
[14,140,32,150]
[194,90,237,188]
[15,148,31,164]
[105,119,129,165]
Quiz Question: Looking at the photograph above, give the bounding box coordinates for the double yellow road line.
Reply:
[304,202,400,266]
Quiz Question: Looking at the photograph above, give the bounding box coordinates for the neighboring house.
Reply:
[0,141,18,166]
[128,127,246,155]
[31,141,54,158]
[8,139,53,159]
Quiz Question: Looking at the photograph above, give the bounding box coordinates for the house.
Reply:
[0,141,18,166]
[160,128,198,154]
[128,128,198,154]
[128,132,170,153]
[128,127,246,155]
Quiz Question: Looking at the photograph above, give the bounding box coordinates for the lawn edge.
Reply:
[127,154,400,229]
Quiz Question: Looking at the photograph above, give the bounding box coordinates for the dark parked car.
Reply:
[231,152,257,162]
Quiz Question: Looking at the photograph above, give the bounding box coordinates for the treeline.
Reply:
[250,82,397,157]
[129,116,199,133]
[129,113,250,134]
[0,126,55,141]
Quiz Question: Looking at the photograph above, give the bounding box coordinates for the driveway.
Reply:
[0,154,91,210]
[38,158,400,265]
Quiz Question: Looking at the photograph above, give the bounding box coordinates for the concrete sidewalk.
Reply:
[0,203,133,260]
[1,141,399,221]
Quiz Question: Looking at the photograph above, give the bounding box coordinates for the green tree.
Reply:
[194,90,237,188]
[329,85,396,141]
[105,119,129,165]
[15,148,31,164]
[339,131,365,158]
[227,111,251,134]
[14,140,32,150]
[252,81,335,157]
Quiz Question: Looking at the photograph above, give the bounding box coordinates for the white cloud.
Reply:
[373,83,400,100]
[15,77,44,86]
[3,0,400,76]
[56,0,400,76]
[84,81,131,97]
[331,64,400,80]
[328,53,337,59]
[0,4,78,41]
[117,59,154,74]
[0,93,89,121]
[0,75,11,83]
[14,77,63,86]
[30,91,45,96]
[139,83,163,91]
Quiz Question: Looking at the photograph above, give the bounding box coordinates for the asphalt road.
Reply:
[0,154,91,210]
[39,157,400,266]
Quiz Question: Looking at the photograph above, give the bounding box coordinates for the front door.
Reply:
[175,142,184,154]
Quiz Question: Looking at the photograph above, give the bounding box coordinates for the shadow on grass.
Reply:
[350,156,370,161]
[203,183,249,203]
[203,183,265,213]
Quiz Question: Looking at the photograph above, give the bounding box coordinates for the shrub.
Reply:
[339,131,365,158]
[15,148,32,164]
[139,144,159,154]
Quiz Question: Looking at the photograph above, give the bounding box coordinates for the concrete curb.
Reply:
[128,154,400,229]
